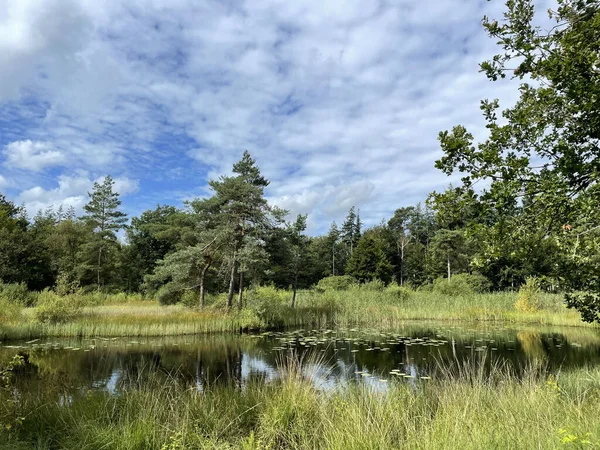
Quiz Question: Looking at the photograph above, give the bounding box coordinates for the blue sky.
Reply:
[0,0,552,233]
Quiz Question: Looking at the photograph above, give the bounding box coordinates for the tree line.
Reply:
[1,0,598,320]
[0,149,581,307]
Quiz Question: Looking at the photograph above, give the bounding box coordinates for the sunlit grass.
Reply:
[0,288,592,341]
[3,357,600,449]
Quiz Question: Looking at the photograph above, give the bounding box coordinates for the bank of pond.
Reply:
[2,323,600,448]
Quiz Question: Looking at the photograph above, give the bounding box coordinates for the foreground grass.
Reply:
[0,288,591,341]
[2,359,600,449]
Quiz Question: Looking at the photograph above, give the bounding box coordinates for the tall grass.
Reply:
[2,354,600,449]
[0,286,591,341]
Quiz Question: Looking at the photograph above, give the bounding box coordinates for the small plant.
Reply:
[160,431,185,450]
[34,289,82,324]
[0,354,26,432]
[557,428,594,447]
[515,277,541,313]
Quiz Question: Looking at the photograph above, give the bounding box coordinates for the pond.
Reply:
[2,323,600,395]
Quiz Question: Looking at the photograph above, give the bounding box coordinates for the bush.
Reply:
[247,285,289,326]
[315,276,357,292]
[207,293,230,310]
[0,298,22,323]
[54,273,81,297]
[462,273,492,293]
[515,277,541,312]
[156,284,182,305]
[385,282,412,300]
[0,282,33,306]
[432,273,492,297]
[433,275,473,297]
[359,279,386,291]
[34,289,82,324]
[180,290,199,308]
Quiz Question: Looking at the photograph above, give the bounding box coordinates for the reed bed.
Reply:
[2,355,600,449]
[0,288,591,341]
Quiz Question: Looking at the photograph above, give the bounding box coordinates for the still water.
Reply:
[2,323,600,394]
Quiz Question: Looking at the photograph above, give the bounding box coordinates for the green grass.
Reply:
[2,356,600,449]
[0,287,592,341]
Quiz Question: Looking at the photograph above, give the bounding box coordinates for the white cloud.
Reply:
[0,0,558,232]
[4,140,65,171]
[17,173,138,216]
[0,174,9,188]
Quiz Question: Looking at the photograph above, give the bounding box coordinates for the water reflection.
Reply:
[2,324,600,396]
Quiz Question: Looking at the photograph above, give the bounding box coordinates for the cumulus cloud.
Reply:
[0,0,556,231]
[17,173,138,216]
[4,140,66,171]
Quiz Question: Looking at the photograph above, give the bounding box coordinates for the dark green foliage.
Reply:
[78,176,127,288]
[125,205,181,291]
[346,230,394,284]
[434,0,600,317]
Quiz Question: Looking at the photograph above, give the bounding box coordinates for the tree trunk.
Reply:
[96,245,102,291]
[291,271,298,308]
[227,249,238,308]
[199,259,212,309]
[332,243,336,276]
[400,238,405,286]
[447,254,451,281]
[237,271,244,310]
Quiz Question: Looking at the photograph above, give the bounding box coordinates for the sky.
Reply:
[0,0,552,233]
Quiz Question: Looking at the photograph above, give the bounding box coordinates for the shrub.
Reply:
[315,276,357,292]
[54,273,81,297]
[0,298,22,323]
[359,279,386,291]
[207,293,229,310]
[463,273,493,293]
[433,275,474,297]
[247,285,289,326]
[180,290,199,308]
[0,282,33,306]
[385,282,412,300]
[417,283,434,292]
[34,289,82,324]
[156,284,182,305]
[432,273,492,296]
[515,277,541,312]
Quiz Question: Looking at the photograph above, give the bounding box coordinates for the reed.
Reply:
[2,355,600,449]
[0,288,591,341]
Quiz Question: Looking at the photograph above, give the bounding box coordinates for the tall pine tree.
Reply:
[79,176,127,289]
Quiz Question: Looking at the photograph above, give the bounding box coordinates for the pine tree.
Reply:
[341,207,357,255]
[79,176,127,288]
[287,214,308,308]
[209,151,280,309]
[346,230,393,284]
[327,222,340,276]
